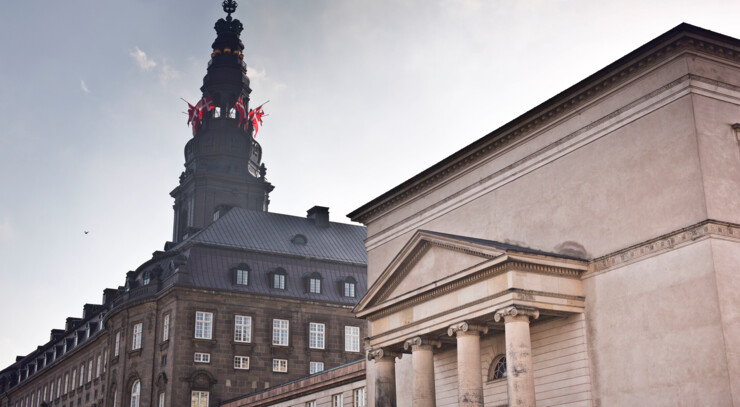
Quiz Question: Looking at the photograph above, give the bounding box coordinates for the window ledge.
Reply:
[128,348,143,358]
[159,340,170,351]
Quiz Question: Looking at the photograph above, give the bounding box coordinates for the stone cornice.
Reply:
[361,260,583,320]
[348,24,740,225]
[587,219,740,277]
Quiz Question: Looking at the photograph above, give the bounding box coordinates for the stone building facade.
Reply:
[0,3,368,407]
[349,23,740,407]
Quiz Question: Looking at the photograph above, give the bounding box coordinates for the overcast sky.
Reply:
[0,0,738,368]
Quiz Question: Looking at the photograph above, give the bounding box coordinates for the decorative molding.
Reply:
[365,261,583,320]
[493,306,540,322]
[366,348,402,362]
[351,30,740,226]
[403,336,442,352]
[589,220,740,275]
[448,321,489,337]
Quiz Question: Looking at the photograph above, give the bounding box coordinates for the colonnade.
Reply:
[368,306,540,407]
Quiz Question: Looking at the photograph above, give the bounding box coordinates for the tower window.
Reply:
[132,323,142,350]
[229,108,236,118]
[213,107,221,118]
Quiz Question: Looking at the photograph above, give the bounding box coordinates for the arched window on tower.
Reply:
[213,107,221,118]
[487,354,507,381]
[229,108,236,118]
[130,380,141,407]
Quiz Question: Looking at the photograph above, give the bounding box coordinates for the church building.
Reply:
[347,23,739,407]
[0,2,368,407]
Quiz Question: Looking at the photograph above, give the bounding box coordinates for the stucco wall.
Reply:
[583,239,733,406]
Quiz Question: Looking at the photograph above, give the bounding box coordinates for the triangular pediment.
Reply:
[356,231,508,314]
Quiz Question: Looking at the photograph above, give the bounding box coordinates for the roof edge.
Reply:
[348,23,740,224]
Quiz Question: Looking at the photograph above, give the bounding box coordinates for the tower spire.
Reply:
[169,2,273,243]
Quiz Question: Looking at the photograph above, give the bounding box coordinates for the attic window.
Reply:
[306,272,322,294]
[142,272,151,286]
[271,268,287,290]
[291,234,307,245]
[342,277,357,298]
[233,264,250,286]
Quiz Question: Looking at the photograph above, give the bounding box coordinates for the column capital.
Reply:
[403,336,442,352]
[367,347,402,362]
[447,321,488,337]
[493,305,540,322]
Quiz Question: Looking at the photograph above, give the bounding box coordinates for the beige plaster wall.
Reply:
[583,239,733,406]
[428,314,591,407]
[711,238,740,405]
[367,92,705,285]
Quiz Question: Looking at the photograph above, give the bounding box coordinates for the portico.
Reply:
[355,231,588,406]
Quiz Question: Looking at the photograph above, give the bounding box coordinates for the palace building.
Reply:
[345,23,739,407]
[0,2,368,407]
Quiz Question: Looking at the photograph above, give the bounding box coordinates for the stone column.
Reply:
[403,336,441,407]
[448,322,488,407]
[494,306,540,407]
[368,348,401,407]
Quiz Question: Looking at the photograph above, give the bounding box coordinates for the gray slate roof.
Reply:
[180,208,367,264]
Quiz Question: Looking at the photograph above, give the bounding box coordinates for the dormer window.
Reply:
[291,234,307,245]
[306,272,322,294]
[142,272,151,286]
[271,268,287,290]
[233,264,250,286]
[342,277,357,298]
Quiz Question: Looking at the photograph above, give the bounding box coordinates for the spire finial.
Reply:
[222,0,237,21]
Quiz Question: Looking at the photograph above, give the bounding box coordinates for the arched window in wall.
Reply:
[487,354,507,381]
[130,380,140,407]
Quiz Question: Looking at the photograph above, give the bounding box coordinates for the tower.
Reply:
[170,0,273,243]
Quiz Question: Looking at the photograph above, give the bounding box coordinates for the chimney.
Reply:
[82,304,102,319]
[307,206,330,229]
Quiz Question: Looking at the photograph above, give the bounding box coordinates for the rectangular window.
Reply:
[309,361,324,374]
[71,369,76,390]
[64,373,69,394]
[234,315,252,343]
[79,364,84,386]
[332,393,344,407]
[104,349,108,372]
[309,323,325,349]
[162,314,170,342]
[96,355,102,377]
[345,326,360,352]
[272,319,289,346]
[306,402,316,407]
[132,323,142,350]
[344,282,355,298]
[194,352,210,363]
[190,391,209,407]
[194,311,213,339]
[234,356,249,370]
[272,359,288,373]
[56,378,61,397]
[158,392,165,407]
[87,359,92,382]
[236,269,248,285]
[114,332,120,356]
[353,388,366,407]
[273,273,285,289]
[309,278,321,293]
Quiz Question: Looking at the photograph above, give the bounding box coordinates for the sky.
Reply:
[0,0,739,368]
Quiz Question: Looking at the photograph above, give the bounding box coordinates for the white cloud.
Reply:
[129,46,157,71]
[0,216,16,243]
[159,63,181,84]
[248,66,267,80]
[80,79,90,93]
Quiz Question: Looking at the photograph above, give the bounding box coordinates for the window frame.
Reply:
[194,311,213,340]
[353,388,367,407]
[234,315,252,343]
[332,393,344,407]
[190,391,209,407]
[345,326,360,352]
[130,380,140,407]
[162,314,170,342]
[272,358,288,373]
[309,361,324,374]
[309,322,325,349]
[132,323,143,350]
[234,355,250,370]
[193,352,211,363]
[235,268,249,286]
[272,319,289,346]
[271,268,287,290]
